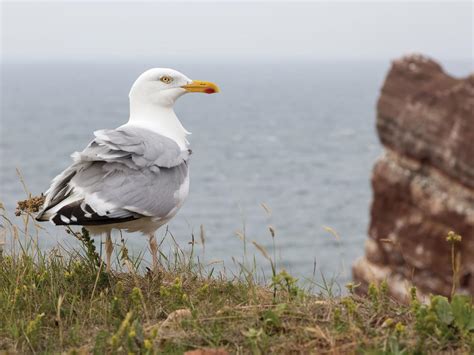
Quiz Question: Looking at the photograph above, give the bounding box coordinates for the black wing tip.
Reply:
[35,200,140,226]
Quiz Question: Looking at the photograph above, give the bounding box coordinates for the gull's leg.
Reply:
[105,231,113,273]
[148,233,159,271]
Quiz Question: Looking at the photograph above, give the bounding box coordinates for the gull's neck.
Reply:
[126,99,190,150]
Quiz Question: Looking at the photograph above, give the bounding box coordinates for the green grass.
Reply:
[1,203,473,354]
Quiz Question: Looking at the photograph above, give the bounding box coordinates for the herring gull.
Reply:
[36,68,219,271]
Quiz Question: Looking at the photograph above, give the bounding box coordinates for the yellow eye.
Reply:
[160,75,173,84]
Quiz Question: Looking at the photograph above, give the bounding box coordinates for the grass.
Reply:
[0,200,473,354]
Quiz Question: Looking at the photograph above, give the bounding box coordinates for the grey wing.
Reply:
[78,126,190,169]
[36,127,190,226]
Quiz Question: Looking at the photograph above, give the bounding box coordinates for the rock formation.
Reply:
[353,54,474,302]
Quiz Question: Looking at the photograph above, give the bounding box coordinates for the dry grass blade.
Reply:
[200,224,206,250]
[260,203,272,217]
[323,226,340,242]
[251,240,272,263]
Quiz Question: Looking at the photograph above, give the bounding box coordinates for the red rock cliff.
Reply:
[353,54,474,301]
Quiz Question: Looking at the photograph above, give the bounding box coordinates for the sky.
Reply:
[1,1,473,62]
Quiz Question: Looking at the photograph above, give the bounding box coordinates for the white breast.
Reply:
[164,170,190,219]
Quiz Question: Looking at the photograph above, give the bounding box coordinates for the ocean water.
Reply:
[1,59,471,286]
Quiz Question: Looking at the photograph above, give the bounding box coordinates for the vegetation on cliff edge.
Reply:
[0,200,473,354]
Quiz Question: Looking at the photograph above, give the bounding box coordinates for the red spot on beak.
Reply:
[205,88,216,94]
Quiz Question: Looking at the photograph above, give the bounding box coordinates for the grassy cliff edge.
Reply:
[0,206,473,354]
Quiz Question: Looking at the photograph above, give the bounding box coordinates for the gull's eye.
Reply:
[160,75,173,84]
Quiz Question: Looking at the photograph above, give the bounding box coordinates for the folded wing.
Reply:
[36,126,190,226]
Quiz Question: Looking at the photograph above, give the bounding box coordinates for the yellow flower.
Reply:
[144,339,153,350]
[395,322,405,334]
[382,318,394,328]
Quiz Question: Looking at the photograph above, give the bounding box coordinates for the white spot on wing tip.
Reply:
[60,215,70,224]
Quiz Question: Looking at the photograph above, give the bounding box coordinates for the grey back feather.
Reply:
[37,126,190,224]
[76,127,190,169]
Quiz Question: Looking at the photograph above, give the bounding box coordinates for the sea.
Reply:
[1,59,471,288]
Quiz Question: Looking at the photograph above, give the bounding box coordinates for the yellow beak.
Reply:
[182,80,220,94]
